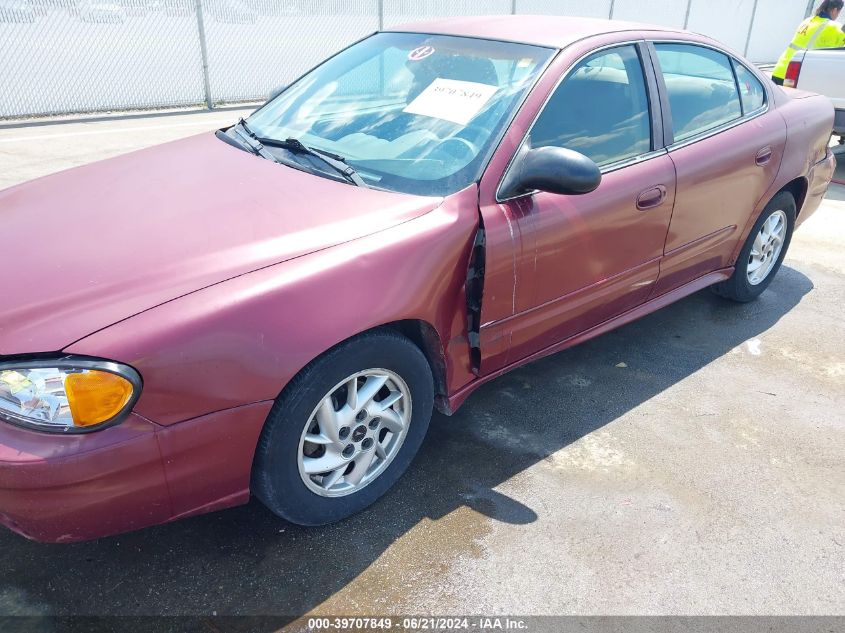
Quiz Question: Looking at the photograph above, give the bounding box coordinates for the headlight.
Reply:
[0,357,141,433]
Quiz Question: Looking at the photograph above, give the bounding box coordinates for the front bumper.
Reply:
[0,401,272,543]
[0,413,171,543]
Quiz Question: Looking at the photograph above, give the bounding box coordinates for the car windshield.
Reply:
[246,32,555,196]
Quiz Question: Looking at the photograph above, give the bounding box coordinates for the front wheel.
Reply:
[711,191,796,302]
[252,330,434,526]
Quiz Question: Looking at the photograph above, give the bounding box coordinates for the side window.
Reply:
[529,45,652,167]
[654,43,742,142]
[732,61,766,114]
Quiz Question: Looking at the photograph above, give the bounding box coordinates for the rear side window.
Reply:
[732,61,766,114]
[654,43,742,142]
[529,45,652,166]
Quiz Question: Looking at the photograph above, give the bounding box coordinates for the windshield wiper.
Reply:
[229,119,282,164]
[261,137,369,188]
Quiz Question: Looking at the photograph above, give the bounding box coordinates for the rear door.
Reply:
[649,42,785,295]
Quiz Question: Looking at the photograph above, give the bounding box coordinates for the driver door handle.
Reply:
[636,185,667,210]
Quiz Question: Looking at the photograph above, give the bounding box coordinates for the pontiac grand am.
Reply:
[0,15,834,541]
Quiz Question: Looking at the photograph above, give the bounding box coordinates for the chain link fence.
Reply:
[0,0,815,119]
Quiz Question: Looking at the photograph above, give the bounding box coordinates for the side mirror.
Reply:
[500,145,602,199]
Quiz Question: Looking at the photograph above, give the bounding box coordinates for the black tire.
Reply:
[711,191,796,303]
[251,329,434,526]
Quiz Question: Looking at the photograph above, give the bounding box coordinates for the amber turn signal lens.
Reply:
[65,371,134,427]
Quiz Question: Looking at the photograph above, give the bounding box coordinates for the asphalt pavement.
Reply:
[0,111,842,620]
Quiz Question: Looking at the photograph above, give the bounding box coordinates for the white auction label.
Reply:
[403,78,499,125]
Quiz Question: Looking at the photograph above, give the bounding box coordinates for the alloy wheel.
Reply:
[747,210,787,286]
[297,369,411,498]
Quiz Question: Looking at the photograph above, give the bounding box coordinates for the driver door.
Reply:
[477,42,676,372]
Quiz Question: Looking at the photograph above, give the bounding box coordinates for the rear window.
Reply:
[655,43,742,142]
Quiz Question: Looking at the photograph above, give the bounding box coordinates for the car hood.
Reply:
[0,133,441,356]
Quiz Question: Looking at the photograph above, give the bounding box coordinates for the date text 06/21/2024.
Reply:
[306,617,529,630]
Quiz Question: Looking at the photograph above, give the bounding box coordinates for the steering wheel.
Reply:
[439,136,479,161]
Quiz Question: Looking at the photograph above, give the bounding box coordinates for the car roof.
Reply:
[389,15,686,50]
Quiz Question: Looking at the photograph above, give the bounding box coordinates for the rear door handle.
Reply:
[756,146,773,166]
[636,185,667,210]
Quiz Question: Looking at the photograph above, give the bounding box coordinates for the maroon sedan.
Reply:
[0,16,835,542]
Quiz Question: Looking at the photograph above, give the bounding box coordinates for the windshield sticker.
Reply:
[403,78,499,125]
[408,45,435,61]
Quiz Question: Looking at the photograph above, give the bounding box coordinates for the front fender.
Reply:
[64,187,480,425]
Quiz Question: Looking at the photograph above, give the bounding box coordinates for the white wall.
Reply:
[612,0,688,28]
[747,2,823,62]
[683,0,758,53]
[513,0,813,61]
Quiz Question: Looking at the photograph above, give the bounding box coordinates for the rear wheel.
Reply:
[711,191,796,302]
[252,329,434,525]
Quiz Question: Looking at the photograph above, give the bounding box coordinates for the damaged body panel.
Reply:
[0,16,834,542]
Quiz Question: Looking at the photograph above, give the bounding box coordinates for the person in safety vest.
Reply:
[773,0,845,85]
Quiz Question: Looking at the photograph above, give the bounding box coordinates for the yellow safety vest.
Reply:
[773,16,845,79]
